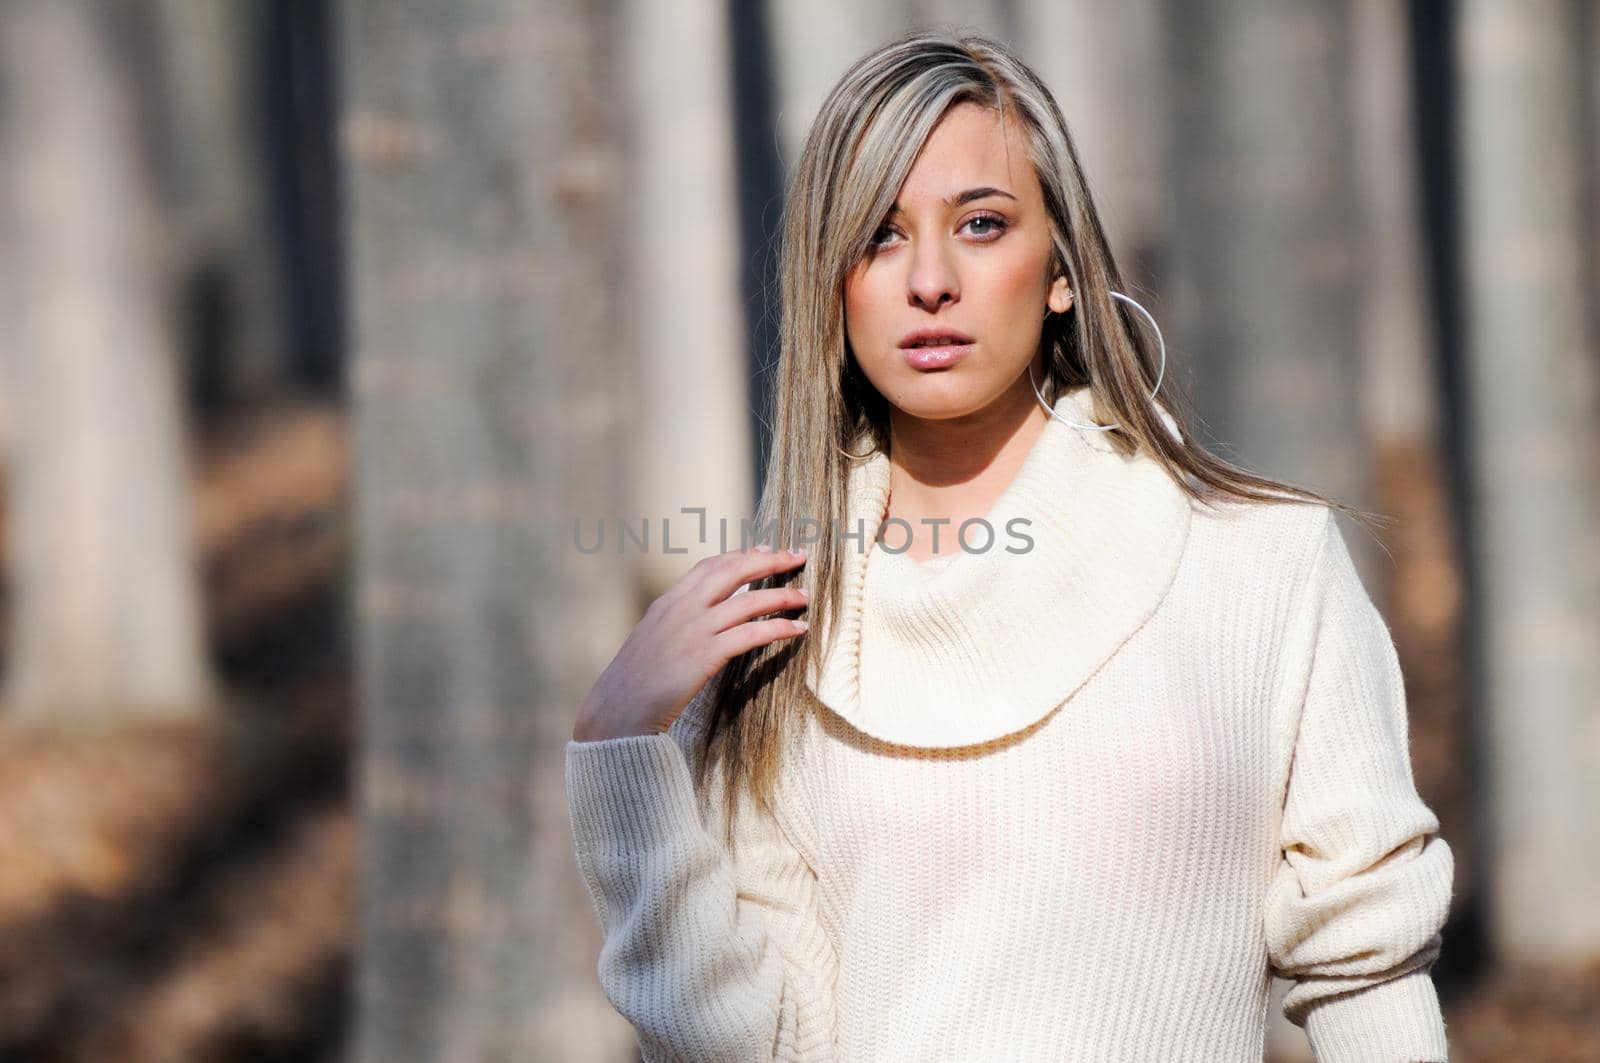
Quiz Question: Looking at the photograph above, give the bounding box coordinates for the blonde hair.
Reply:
[696,27,1382,834]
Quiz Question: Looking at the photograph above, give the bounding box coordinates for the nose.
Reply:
[906,240,959,311]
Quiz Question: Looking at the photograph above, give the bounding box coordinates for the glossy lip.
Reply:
[902,342,973,370]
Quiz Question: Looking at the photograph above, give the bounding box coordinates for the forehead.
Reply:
[895,101,1040,205]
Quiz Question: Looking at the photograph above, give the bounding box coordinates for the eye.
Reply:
[962,212,1009,240]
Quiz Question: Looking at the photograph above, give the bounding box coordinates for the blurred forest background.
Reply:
[0,1,1595,1061]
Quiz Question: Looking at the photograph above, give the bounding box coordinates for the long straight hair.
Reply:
[696,28,1382,836]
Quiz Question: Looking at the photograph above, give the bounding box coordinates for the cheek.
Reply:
[843,273,892,353]
[975,254,1050,353]
[979,253,1047,316]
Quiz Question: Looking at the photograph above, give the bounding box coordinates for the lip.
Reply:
[898,326,975,349]
[898,326,976,371]
[902,341,974,371]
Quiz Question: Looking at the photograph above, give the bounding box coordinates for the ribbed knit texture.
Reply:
[909,550,959,572]
[566,386,1455,1061]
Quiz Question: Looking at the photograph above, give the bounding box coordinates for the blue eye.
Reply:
[964,213,1008,239]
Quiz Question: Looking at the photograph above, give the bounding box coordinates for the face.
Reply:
[843,101,1072,422]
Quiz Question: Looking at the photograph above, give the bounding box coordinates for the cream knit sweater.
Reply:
[566,386,1455,1062]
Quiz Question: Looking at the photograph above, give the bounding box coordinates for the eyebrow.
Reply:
[889,186,1017,214]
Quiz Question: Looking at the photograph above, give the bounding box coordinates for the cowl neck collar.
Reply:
[803,385,1193,749]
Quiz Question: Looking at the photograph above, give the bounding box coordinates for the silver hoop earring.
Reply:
[1030,290,1168,432]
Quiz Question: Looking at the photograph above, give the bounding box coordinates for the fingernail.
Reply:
[754,543,772,553]
[797,587,810,599]
[793,619,810,632]
[790,547,807,559]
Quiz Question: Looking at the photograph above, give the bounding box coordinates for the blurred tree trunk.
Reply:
[0,0,213,728]
[625,0,752,601]
[339,2,634,1060]
[154,0,291,410]
[1458,0,1600,963]
[1164,0,1375,572]
[1017,0,1171,287]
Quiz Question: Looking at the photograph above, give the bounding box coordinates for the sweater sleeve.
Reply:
[564,688,838,1061]
[1264,509,1456,1063]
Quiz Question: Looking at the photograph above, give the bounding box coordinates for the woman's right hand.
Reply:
[571,546,811,742]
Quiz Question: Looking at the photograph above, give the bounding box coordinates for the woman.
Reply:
[567,29,1453,1062]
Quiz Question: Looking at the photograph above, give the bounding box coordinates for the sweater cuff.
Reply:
[1300,966,1449,1063]
[565,733,706,858]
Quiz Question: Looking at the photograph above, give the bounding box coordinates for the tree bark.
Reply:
[339,1,634,1059]
[1458,0,1600,963]
[623,0,752,601]
[0,0,212,729]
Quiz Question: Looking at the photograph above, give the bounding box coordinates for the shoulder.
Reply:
[1175,497,1382,710]
[1181,492,1338,598]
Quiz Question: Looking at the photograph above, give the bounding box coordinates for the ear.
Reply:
[1047,274,1074,315]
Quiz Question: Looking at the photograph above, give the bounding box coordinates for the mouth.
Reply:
[898,327,976,370]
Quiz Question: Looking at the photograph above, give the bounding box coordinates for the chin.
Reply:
[885,373,1003,420]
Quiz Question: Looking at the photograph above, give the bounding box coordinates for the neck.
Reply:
[884,365,1050,560]
[807,381,1196,749]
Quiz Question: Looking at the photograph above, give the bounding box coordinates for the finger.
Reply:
[693,546,808,607]
[714,616,810,658]
[706,586,809,635]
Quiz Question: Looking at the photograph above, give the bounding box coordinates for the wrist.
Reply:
[572,709,661,742]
